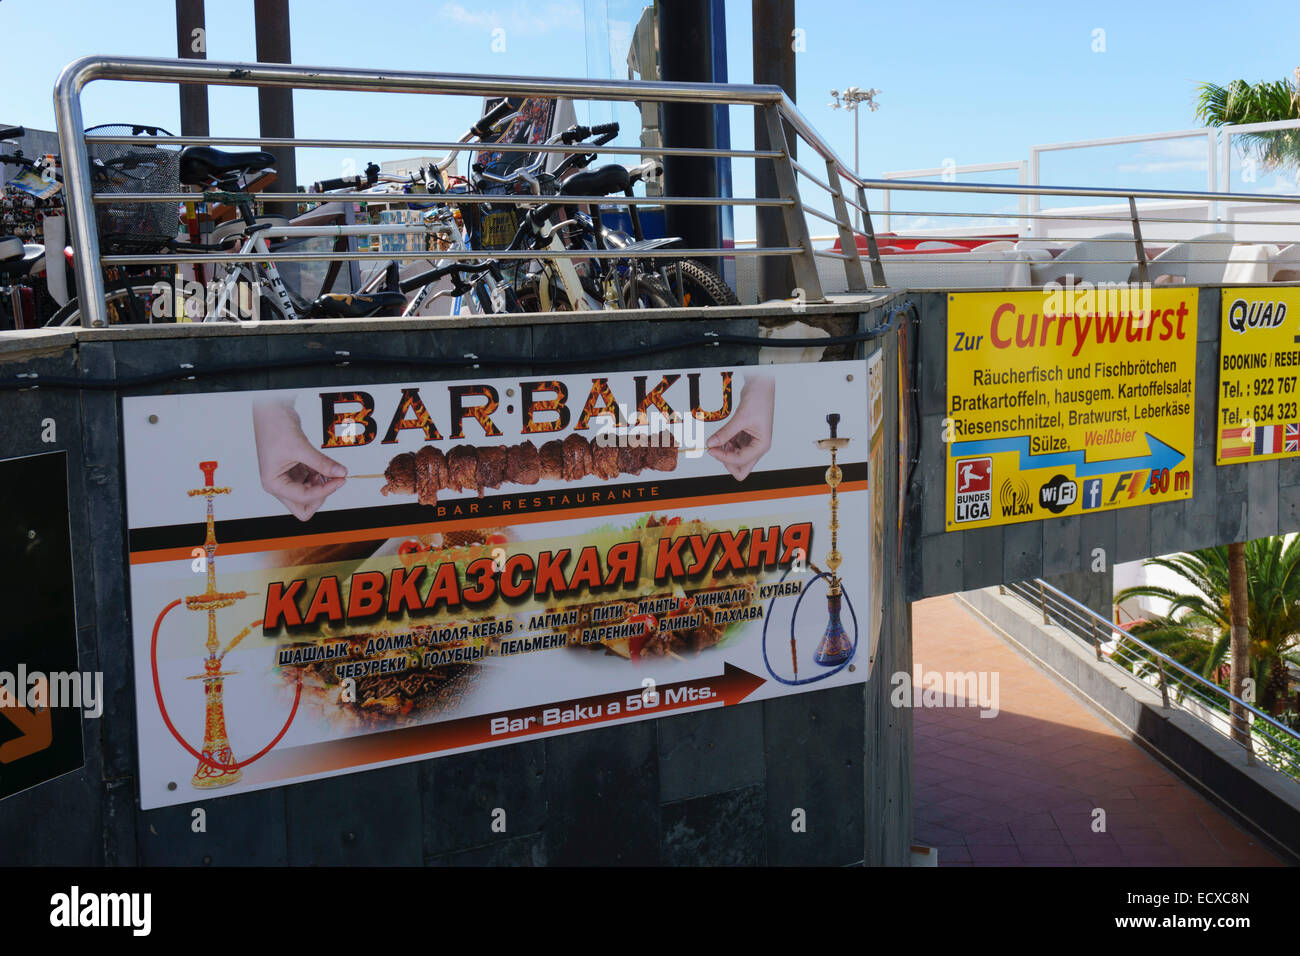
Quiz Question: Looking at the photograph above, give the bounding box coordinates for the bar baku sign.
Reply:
[122,361,871,808]
[1216,288,1300,464]
[946,289,1197,529]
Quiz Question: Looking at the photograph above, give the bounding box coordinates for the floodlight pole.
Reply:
[829,85,880,232]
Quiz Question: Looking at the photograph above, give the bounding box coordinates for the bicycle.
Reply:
[463,120,739,312]
[41,123,214,327]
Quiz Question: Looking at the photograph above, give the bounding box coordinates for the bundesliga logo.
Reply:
[954,457,992,523]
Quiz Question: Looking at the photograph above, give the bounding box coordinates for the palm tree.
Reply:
[1195,70,1300,172]
[1228,541,1251,748]
[1115,536,1300,717]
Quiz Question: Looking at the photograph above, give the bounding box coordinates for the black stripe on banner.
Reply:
[129,462,869,555]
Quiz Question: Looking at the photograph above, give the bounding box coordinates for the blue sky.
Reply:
[2,0,1298,236]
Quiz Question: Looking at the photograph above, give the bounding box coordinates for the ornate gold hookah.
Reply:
[183,460,254,788]
[763,413,857,685]
[812,413,854,666]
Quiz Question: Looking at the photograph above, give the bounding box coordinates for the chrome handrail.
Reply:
[53,54,840,327]
[1002,578,1300,780]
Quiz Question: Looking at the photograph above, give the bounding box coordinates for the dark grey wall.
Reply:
[909,288,1299,602]
[0,306,911,866]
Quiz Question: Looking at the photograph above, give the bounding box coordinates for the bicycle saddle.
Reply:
[560,164,631,197]
[0,236,43,276]
[178,146,277,186]
[308,291,405,319]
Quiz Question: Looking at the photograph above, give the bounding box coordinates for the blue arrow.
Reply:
[951,432,1185,485]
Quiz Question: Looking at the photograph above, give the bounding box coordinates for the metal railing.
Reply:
[827,175,1300,291]
[48,56,1300,325]
[51,54,908,327]
[866,121,1300,284]
[880,159,1029,233]
[1028,127,1221,228]
[1001,579,1300,782]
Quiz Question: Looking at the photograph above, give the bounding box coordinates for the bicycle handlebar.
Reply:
[559,122,620,145]
[472,99,517,139]
[312,161,381,193]
[474,121,623,191]
[313,175,365,192]
[399,260,500,294]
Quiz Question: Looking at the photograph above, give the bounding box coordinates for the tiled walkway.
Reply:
[912,595,1281,866]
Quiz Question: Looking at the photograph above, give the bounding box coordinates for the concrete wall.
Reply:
[0,302,911,866]
[909,287,1300,601]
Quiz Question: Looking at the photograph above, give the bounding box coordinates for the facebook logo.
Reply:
[1082,478,1103,510]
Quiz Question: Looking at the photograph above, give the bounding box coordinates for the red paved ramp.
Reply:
[911,596,1281,866]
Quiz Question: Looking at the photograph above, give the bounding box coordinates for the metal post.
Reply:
[1128,196,1150,284]
[1091,618,1102,661]
[53,61,105,328]
[853,105,860,233]
[254,0,297,216]
[764,105,823,302]
[1155,657,1170,708]
[175,0,209,137]
[658,0,721,276]
[752,0,796,302]
[854,184,887,288]
[1038,580,1049,625]
[824,159,866,292]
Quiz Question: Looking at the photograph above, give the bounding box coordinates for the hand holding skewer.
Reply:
[252,398,349,521]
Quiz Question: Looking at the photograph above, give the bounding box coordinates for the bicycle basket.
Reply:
[85,124,182,249]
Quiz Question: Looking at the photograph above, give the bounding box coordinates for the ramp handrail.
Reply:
[1002,578,1300,781]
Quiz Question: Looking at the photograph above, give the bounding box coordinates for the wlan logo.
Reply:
[999,477,1032,517]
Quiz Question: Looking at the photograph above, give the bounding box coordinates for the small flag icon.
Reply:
[1286,423,1299,453]
[1221,425,1253,459]
[1255,425,1285,455]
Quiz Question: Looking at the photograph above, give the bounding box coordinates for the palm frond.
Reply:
[1196,77,1300,171]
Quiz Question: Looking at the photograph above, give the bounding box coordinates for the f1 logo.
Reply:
[1082,478,1103,510]
[1108,471,1147,503]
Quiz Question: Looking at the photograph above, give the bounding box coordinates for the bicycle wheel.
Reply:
[45,281,172,327]
[661,259,740,307]
[45,279,288,326]
[629,260,740,309]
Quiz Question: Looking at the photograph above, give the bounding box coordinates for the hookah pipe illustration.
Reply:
[761,413,859,685]
[150,460,302,789]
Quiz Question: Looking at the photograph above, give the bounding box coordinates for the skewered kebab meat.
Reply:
[381,431,680,503]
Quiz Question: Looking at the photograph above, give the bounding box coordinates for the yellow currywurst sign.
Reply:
[946,289,1197,529]
[1216,289,1300,465]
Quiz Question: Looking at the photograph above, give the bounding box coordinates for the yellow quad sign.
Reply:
[946,289,1197,530]
[1216,289,1300,465]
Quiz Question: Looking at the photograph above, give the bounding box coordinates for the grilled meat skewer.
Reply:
[381,432,680,501]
